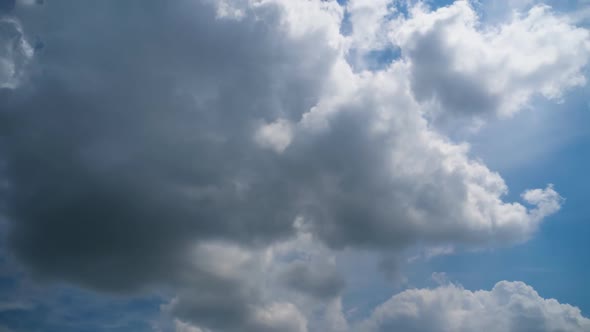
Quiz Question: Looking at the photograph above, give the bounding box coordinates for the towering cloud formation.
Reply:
[0,1,587,331]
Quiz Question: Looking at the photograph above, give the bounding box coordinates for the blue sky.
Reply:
[1,0,590,331]
[464,86,590,315]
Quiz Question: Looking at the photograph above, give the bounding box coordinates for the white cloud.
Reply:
[359,281,590,332]
[255,119,294,153]
[346,0,392,50]
[522,184,564,222]
[393,1,590,118]
[175,320,206,332]
[296,61,563,249]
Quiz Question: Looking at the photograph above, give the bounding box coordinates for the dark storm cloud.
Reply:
[0,0,337,291]
[0,0,14,13]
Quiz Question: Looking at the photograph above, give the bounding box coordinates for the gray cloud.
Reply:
[170,283,308,332]
[0,0,337,292]
[0,1,15,13]
[405,26,500,116]
[279,261,345,300]
[165,240,311,332]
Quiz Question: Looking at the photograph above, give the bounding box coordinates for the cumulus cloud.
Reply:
[359,281,590,332]
[346,0,393,51]
[0,0,587,331]
[393,1,590,118]
[166,228,342,332]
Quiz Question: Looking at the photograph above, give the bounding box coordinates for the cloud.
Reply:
[174,320,205,332]
[163,240,303,332]
[0,0,586,331]
[522,184,564,220]
[0,0,339,292]
[393,1,590,118]
[359,281,590,332]
[0,300,33,312]
[346,0,392,52]
[255,119,294,153]
[0,1,15,13]
[279,261,345,300]
[166,226,345,332]
[0,17,33,89]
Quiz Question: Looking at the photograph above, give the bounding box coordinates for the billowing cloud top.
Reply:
[0,0,587,331]
[360,281,590,332]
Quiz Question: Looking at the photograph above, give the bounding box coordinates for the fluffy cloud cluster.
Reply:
[392,1,590,119]
[359,281,590,332]
[0,0,587,331]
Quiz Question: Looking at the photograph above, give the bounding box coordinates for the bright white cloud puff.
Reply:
[359,281,590,332]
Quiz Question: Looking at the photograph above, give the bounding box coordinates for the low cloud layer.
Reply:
[0,0,587,331]
[359,281,590,332]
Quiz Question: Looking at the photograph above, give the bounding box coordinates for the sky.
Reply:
[0,0,589,331]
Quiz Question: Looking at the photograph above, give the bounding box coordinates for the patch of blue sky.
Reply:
[0,279,163,332]
[346,47,401,72]
[422,0,458,11]
[337,250,398,323]
[339,8,352,36]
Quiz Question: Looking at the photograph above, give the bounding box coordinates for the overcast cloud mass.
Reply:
[0,0,589,331]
